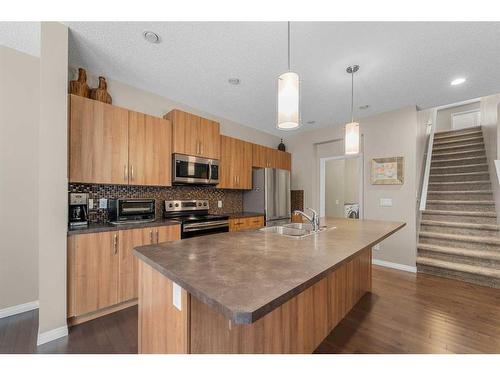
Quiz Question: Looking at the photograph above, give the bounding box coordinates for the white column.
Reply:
[38,22,69,345]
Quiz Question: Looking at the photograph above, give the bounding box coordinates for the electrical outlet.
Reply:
[218,200,223,208]
[335,199,339,205]
[373,244,381,251]
[379,198,393,207]
[88,198,94,209]
[99,198,108,209]
[172,282,182,311]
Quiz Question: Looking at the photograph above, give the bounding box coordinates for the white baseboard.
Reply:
[0,300,39,319]
[37,325,68,346]
[372,258,417,273]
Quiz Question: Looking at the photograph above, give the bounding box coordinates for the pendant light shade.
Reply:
[345,65,360,155]
[277,71,300,129]
[345,121,360,155]
[277,22,300,130]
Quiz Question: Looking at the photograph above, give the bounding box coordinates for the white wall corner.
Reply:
[372,258,417,273]
[494,160,500,185]
[0,300,39,319]
[37,325,68,346]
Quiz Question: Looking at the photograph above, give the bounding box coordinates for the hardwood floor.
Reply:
[2,265,500,354]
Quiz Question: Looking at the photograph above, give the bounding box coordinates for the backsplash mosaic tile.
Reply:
[291,190,304,212]
[69,183,243,223]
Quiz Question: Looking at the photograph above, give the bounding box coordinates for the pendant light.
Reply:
[277,22,300,130]
[345,65,360,155]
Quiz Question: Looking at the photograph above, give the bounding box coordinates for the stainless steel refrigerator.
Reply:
[243,168,291,226]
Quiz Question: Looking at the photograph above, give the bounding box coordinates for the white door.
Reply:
[452,110,481,130]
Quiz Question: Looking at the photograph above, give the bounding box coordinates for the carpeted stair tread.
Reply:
[433,131,483,141]
[426,200,494,205]
[420,220,500,231]
[431,156,486,164]
[433,126,482,137]
[432,142,484,152]
[419,231,500,245]
[427,190,492,194]
[417,243,500,261]
[416,256,500,279]
[430,163,488,170]
[428,180,490,185]
[423,209,497,217]
[431,149,486,158]
[433,136,483,146]
[429,171,489,177]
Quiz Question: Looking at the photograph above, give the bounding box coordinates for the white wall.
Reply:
[0,46,39,311]
[286,106,418,267]
[69,68,281,148]
[38,22,69,343]
[435,101,480,132]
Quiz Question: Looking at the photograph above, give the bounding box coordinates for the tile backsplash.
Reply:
[69,183,243,223]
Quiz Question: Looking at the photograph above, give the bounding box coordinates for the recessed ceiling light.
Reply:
[143,31,160,44]
[228,78,241,85]
[306,120,316,125]
[451,77,466,86]
[359,105,370,110]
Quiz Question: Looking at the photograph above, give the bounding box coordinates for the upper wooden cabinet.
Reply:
[251,143,291,171]
[164,109,220,159]
[218,135,252,190]
[128,112,171,186]
[69,94,129,185]
[69,94,172,186]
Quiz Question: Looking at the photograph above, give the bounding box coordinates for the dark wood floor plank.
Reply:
[2,265,500,354]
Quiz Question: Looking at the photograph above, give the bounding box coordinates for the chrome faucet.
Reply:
[293,208,320,232]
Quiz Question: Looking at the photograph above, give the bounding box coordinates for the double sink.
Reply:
[260,222,334,239]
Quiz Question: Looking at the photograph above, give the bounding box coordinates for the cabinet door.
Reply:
[252,144,268,168]
[118,228,155,303]
[69,95,129,184]
[129,112,172,186]
[236,138,253,189]
[70,231,119,316]
[218,135,236,189]
[156,225,181,243]
[199,118,220,159]
[165,110,200,156]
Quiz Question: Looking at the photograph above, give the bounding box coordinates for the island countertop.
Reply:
[133,218,405,324]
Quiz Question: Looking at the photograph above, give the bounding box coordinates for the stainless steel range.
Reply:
[164,199,229,239]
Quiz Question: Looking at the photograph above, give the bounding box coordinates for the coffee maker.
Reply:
[69,193,89,228]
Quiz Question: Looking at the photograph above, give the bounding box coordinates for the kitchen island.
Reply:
[133,218,405,353]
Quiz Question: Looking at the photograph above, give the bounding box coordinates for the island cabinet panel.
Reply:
[138,261,190,354]
[69,94,129,185]
[128,112,172,187]
[229,216,264,231]
[189,247,372,354]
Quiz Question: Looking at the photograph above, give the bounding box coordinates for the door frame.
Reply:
[319,153,364,219]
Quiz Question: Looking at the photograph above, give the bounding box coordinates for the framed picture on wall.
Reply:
[371,156,404,185]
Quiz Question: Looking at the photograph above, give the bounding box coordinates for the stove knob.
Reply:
[203,202,207,206]
[198,202,202,206]
[175,203,179,207]
[168,203,173,208]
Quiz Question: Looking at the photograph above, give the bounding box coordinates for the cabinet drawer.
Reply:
[229,216,264,232]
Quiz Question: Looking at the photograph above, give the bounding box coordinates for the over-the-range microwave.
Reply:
[172,153,219,185]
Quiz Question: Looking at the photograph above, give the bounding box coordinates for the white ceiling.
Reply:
[3,22,500,136]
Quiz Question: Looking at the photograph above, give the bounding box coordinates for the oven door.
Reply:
[173,154,218,185]
[182,220,229,238]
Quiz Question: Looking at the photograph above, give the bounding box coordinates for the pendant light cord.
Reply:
[287,21,291,71]
[350,70,354,123]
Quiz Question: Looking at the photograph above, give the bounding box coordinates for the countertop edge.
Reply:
[67,219,180,236]
[133,221,406,324]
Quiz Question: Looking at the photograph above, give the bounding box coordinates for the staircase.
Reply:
[417,126,500,288]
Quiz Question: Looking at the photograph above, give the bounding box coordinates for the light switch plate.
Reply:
[99,198,108,209]
[88,198,94,209]
[218,200,223,208]
[379,198,393,207]
[172,282,182,311]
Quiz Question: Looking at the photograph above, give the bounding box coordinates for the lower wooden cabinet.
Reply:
[229,216,265,232]
[68,224,181,322]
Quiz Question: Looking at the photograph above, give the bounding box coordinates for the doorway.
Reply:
[319,154,363,219]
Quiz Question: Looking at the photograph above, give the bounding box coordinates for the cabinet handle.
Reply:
[156,230,159,243]
[124,164,128,181]
[150,230,153,244]
[200,142,203,155]
[130,165,134,181]
[113,234,118,255]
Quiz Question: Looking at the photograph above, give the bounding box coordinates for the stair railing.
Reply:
[419,109,438,211]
